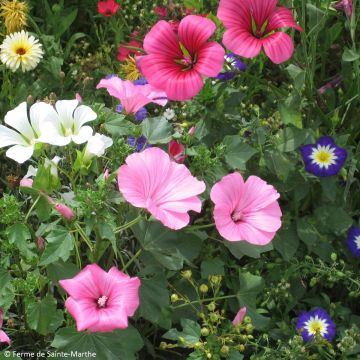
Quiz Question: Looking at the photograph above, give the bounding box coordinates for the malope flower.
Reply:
[0,0,28,33]
[0,30,43,72]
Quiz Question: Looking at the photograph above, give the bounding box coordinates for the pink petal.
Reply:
[217,0,252,31]
[87,308,128,332]
[148,206,191,230]
[262,32,294,64]
[210,172,244,212]
[65,297,99,331]
[178,15,217,55]
[195,42,225,77]
[251,0,278,27]
[143,20,182,58]
[233,307,247,325]
[139,84,168,106]
[0,329,10,345]
[222,29,262,59]
[267,7,304,33]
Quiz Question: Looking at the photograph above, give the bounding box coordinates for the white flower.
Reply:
[42,100,97,146]
[163,108,175,120]
[44,156,61,177]
[0,102,54,163]
[83,133,113,162]
[0,30,43,72]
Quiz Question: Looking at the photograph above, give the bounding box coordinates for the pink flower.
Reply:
[232,307,247,326]
[54,203,75,220]
[37,236,45,251]
[117,40,142,62]
[75,93,83,103]
[118,147,206,230]
[96,76,168,114]
[59,264,140,332]
[104,168,110,180]
[98,0,119,16]
[139,15,225,101]
[0,310,11,345]
[210,172,282,245]
[217,0,303,64]
[20,178,33,188]
[188,126,196,135]
[154,6,168,17]
[169,140,186,163]
[168,20,180,32]
[335,0,353,17]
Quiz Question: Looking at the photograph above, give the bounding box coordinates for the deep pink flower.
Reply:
[98,0,119,17]
[168,20,180,32]
[335,0,353,17]
[54,203,75,220]
[233,307,247,326]
[210,172,282,245]
[169,140,186,163]
[154,6,168,17]
[97,76,168,114]
[0,310,11,345]
[117,40,142,62]
[59,264,140,332]
[217,0,303,64]
[139,15,225,101]
[118,147,206,230]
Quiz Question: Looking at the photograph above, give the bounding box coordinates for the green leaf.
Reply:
[342,48,360,62]
[279,102,302,128]
[141,117,172,144]
[7,223,36,259]
[163,319,201,345]
[264,150,293,181]
[273,225,300,261]
[297,217,318,251]
[26,295,63,335]
[104,113,133,136]
[0,268,14,310]
[223,135,258,170]
[314,206,352,235]
[47,260,79,285]
[39,226,74,266]
[201,258,225,278]
[51,326,144,360]
[225,241,273,259]
[275,127,310,152]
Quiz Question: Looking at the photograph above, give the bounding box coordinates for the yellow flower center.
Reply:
[16,46,26,55]
[315,150,331,164]
[309,321,323,333]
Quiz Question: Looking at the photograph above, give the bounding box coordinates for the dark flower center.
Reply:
[16,47,26,55]
[231,210,242,223]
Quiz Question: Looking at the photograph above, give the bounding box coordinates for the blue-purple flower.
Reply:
[346,226,360,258]
[296,308,336,342]
[216,72,236,81]
[300,136,347,177]
[225,53,247,72]
[128,135,150,152]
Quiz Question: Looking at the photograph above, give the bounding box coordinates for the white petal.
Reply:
[24,165,38,178]
[86,133,113,157]
[4,102,34,141]
[6,144,34,163]
[30,102,59,136]
[0,125,27,147]
[55,99,78,129]
[71,125,93,144]
[37,122,70,146]
[73,105,97,129]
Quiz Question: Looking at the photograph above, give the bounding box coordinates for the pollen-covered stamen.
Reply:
[231,210,242,223]
[97,295,108,308]
[16,47,26,55]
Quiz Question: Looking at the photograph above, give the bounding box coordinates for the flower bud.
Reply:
[181,270,192,279]
[54,203,75,220]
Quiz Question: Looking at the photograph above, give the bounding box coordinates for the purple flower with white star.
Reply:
[296,308,336,342]
[225,53,247,72]
[128,135,151,152]
[300,136,347,177]
[346,226,360,258]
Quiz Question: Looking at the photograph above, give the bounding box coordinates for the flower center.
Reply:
[231,210,242,223]
[355,235,360,250]
[310,145,337,169]
[16,47,26,55]
[97,295,108,308]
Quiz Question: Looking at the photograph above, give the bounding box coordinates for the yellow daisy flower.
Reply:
[0,30,43,72]
[0,0,28,33]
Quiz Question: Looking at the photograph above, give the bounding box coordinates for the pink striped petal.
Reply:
[195,42,225,77]
[217,0,252,30]
[251,0,278,27]
[222,29,262,59]
[143,20,182,58]
[267,7,304,33]
[65,297,99,331]
[178,15,217,55]
[262,32,294,64]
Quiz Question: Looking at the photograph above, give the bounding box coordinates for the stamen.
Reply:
[97,295,108,308]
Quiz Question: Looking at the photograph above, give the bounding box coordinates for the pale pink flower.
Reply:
[217,0,303,64]
[54,203,75,220]
[139,15,225,101]
[118,147,206,230]
[75,93,83,103]
[96,76,168,114]
[210,172,282,245]
[20,178,33,188]
[232,307,247,326]
[59,264,140,332]
[104,168,110,180]
[169,140,186,163]
[188,126,196,135]
[0,310,11,345]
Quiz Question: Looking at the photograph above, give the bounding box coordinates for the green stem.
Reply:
[172,294,237,309]
[24,195,41,222]
[114,215,142,234]
[122,248,142,272]
[74,223,93,251]
[185,223,215,232]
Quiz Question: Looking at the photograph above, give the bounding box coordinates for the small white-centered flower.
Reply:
[41,100,97,146]
[83,133,113,162]
[163,108,175,120]
[0,101,54,163]
[0,30,43,72]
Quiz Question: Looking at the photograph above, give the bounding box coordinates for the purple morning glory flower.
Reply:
[127,135,151,152]
[217,72,236,81]
[225,53,247,72]
[296,308,336,342]
[346,226,360,258]
[134,107,147,122]
[300,136,347,177]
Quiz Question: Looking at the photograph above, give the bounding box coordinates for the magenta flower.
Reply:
[0,310,10,345]
[96,76,168,114]
[169,140,186,163]
[210,172,282,245]
[217,0,303,64]
[59,264,141,332]
[118,147,206,230]
[139,15,225,101]
[335,0,353,17]
[233,307,247,326]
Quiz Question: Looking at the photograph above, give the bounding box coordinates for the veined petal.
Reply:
[65,297,99,332]
[73,105,97,128]
[71,125,93,144]
[251,0,278,27]
[4,102,34,141]
[195,42,225,77]
[262,32,294,64]
[55,100,79,129]
[0,125,27,147]
[6,144,34,163]
[223,29,262,59]
[267,7,304,33]
[217,0,252,31]
[29,102,58,137]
